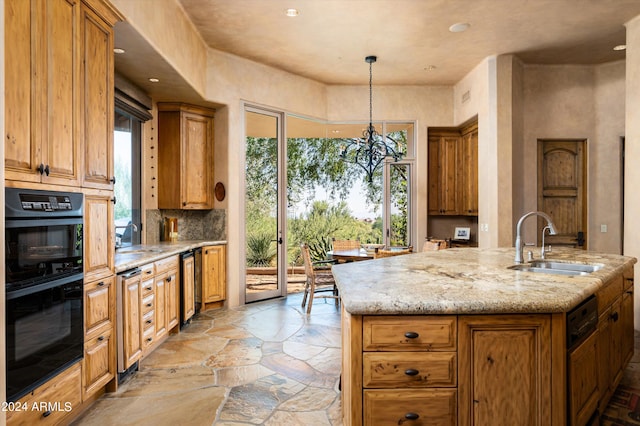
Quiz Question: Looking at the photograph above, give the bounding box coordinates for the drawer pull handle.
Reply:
[167,276,172,282]
[404,412,420,421]
[43,410,52,418]
[146,303,152,307]
[97,281,105,287]
[404,369,420,376]
[146,286,152,291]
[97,335,105,341]
[146,338,153,342]
[611,312,619,322]
[404,331,419,339]
[146,320,152,324]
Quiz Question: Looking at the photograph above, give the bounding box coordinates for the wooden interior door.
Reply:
[537,140,587,249]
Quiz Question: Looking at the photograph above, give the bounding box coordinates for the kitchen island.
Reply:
[332,248,636,426]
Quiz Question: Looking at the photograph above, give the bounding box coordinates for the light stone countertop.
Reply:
[114,240,226,273]
[332,247,636,315]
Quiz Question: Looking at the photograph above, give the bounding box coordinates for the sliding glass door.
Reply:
[244,107,286,302]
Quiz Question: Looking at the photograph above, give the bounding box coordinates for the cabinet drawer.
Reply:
[363,352,456,388]
[83,327,115,398]
[142,326,155,349]
[597,274,623,314]
[6,362,81,426]
[155,256,178,274]
[142,310,154,331]
[364,389,456,426]
[141,278,154,297]
[142,294,154,315]
[363,316,456,351]
[624,267,635,291]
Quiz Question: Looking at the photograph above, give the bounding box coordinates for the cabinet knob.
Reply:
[404,369,420,376]
[146,303,152,307]
[111,196,117,204]
[98,281,105,287]
[146,338,153,342]
[146,320,152,324]
[611,312,619,322]
[146,286,152,291]
[404,413,420,421]
[97,335,105,341]
[183,202,187,206]
[37,163,45,175]
[44,165,50,176]
[42,410,52,418]
[110,176,116,184]
[167,276,172,282]
[404,331,419,339]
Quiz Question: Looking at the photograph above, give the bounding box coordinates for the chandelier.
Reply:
[340,55,403,183]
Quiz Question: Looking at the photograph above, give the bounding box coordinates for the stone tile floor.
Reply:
[73,292,342,425]
[73,292,640,425]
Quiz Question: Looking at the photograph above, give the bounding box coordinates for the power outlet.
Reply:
[600,224,608,233]
[480,223,489,232]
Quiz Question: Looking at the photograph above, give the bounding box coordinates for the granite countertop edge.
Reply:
[114,240,227,273]
[332,247,637,316]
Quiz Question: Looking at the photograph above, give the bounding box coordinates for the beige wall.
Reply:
[625,15,640,328]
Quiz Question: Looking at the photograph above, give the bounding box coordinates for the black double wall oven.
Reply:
[5,188,84,402]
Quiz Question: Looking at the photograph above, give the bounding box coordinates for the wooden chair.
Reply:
[423,239,448,251]
[300,243,339,314]
[373,246,413,259]
[332,238,361,251]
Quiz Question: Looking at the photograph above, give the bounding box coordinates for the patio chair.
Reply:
[331,238,361,251]
[373,246,413,259]
[300,243,339,314]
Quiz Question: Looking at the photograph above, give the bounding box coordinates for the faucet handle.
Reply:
[524,242,535,247]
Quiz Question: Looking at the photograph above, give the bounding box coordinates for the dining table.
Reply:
[327,248,374,262]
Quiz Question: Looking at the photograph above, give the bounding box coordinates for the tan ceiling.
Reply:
[114,0,640,103]
[179,0,640,85]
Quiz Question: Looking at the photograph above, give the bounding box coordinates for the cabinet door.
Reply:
[427,137,442,215]
[182,255,196,322]
[84,192,115,281]
[80,3,114,190]
[121,273,142,369]
[568,331,598,426]
[154,272,168,339]
[166,267,180,330]
[458,315,552,426]
[83,326,115,398]
[610,298,624,387]
[4,0,40,183]
[85,275,116,337]
[202,245,226,304]
[459,128,478,216]
[42,0,81,186]
[622,286,635,366]
[428,135,459,215]
[597,307,613,413]
[182,112,213,209]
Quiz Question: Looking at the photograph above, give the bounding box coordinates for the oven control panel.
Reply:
[19,194,73,211]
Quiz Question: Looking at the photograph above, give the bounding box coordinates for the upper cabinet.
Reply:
[4,0,121,188]
[80,1,119,190]
[428,121,478,216]
[157,103,215,210]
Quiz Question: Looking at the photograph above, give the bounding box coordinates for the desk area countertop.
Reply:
[114,240,226,273]
[331,247,636,316]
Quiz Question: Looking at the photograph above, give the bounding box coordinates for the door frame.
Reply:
[243,105,288,303]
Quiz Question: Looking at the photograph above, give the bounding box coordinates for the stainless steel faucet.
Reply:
[514,211,557,263]
[541,225,552,259]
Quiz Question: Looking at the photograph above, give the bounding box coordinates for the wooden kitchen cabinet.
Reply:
[157,103,215,209]
[83,275,116,399]
[118,269,143,371]
[458,315,552,425]
[5,0,121,188]
[428,121,478,216]
[202,245,227,308]
[80,1,119,190]
[568,330,599,426]
[4,0,81,186]
[182,254,196,323]
[84,191,115,281]
[428,131,459,215]
[458,123,478,215]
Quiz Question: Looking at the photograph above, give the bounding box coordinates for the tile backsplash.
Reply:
[145,209,226,243]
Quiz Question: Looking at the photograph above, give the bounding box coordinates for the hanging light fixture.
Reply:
[340,55,403,183]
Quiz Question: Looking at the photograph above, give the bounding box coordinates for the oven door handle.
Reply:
[5,218,82,228]
[120,268,142,279]
[6,273,84,301]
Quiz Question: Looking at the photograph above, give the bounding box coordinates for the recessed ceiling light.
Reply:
[113,48,125,54]
[285,8,299,17]
[449,22,470,33]
[425,65,437,71]
[149,78,160,83]
[613,44,627,51]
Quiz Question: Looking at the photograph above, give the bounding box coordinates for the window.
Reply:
[114,110,142,247]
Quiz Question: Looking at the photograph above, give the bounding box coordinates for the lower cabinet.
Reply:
[83,275,116,399]
[568,331,599,426]
[6,363,82,426]
[202,245,226,308]
[117,255,179,372]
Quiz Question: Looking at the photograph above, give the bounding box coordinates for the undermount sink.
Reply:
[508,260,603,276]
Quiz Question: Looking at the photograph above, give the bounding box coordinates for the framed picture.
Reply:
[454,227,470,240]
